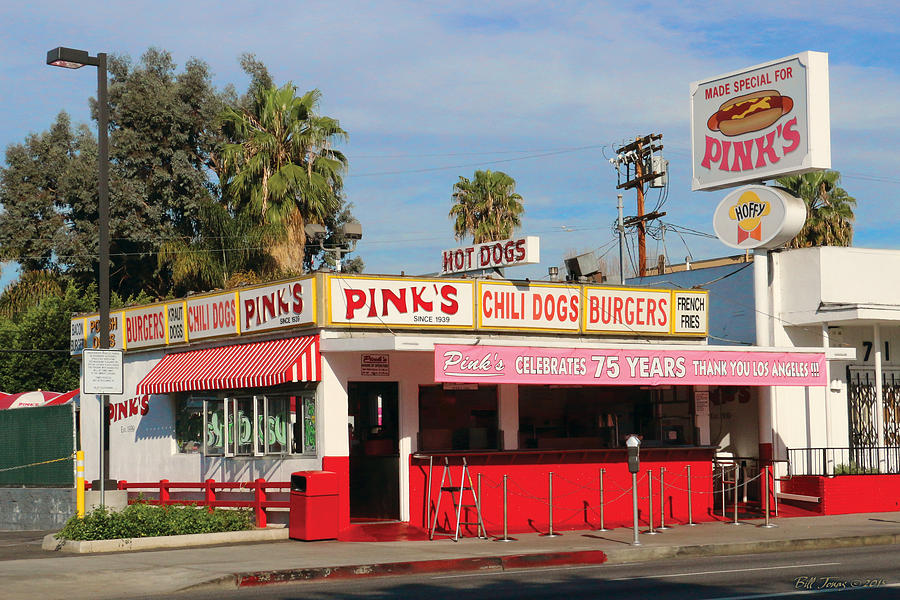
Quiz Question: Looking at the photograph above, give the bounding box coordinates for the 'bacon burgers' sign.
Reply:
[690,51,831,191]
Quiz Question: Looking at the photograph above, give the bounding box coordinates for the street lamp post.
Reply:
[47,47,111,507]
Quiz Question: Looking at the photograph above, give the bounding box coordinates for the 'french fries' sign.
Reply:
[691,51,831,191]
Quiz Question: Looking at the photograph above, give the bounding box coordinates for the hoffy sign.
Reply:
[712,185,806,249]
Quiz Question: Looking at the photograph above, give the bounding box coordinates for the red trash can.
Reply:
[289,471,338,541]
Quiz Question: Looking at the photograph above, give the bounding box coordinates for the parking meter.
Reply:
[626,434,641,474]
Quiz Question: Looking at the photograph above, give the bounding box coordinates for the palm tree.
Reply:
[0,270,63,318]
[219,84,348,273]
[450,170,524,243]
[776,170,856,248]
[157,198,278,293]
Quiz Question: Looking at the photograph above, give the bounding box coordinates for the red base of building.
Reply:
[780,474,900,514]
[410,448,717,536]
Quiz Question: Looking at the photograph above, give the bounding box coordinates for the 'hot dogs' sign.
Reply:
[691,51,830,191]
[441,236,539,275]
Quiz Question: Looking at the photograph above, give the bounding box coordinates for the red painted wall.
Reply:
[782,475,900,515]
[410,449,716,536]
[322,456,350,530]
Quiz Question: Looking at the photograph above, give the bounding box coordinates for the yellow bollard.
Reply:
[76,451,85,518]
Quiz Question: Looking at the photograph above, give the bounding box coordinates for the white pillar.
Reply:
[754,250,774,461]
[822,324,834,475]
[498,384,519,450]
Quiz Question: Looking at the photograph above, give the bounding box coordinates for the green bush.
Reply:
[57,501,254,541]
[833,462,880,475]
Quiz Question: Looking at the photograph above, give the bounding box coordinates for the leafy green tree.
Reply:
[220,84,348,273]
[0,113,91,274]
[450,170,524,243]
[0,270,63,318]
[104,49,224,297]
[776,170,856,248]
[0,282,95,392]
[157,197,279,293]
[0,49,226,300]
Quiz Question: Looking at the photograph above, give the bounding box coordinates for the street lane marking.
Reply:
[432,561,840,581]
[607,562,841,581]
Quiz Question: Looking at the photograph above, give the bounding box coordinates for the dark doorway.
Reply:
[348,381,399,521]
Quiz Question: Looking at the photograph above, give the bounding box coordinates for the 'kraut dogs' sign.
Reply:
[691,51,830,191]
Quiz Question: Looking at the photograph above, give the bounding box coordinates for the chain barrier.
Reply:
[0,453,75,473]
[430,466,773,534]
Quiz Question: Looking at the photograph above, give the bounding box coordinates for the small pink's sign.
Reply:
[434,344,825,387]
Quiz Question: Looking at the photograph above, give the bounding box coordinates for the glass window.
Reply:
[204,398,226,456]
[518,385,695,450]
[184,393,315,457]
[233,397,254,456]
[175,398,204,454]
[418,385,498,451]
[291,394,317,455]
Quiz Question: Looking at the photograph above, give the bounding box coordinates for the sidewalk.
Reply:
[2,512,900,599]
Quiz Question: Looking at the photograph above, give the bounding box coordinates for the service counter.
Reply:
[410,446,717,535]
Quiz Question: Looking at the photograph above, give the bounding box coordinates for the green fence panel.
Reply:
[0,404,75,487]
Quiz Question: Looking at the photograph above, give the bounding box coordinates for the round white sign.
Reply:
[712,185,806,249]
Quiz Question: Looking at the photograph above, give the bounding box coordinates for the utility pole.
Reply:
[612,134,665,277]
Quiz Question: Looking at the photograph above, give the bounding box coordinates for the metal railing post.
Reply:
[759,464,777,528]
[720,464,726,517]
[644,469,658,534]
[686,464,696,526]
[598,467,608,531]
[731,464,742,525]
[544,471,561,537]
[658,467,670,530]
[477,472,485,538]
[494,474,516,542]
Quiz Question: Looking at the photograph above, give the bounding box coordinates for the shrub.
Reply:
[57,501,254,541]
[833,462,880,475]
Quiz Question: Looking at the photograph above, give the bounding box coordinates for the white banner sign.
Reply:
[441,236,539,275]
[123,304,167,350]
[691,51,830,191]
[186,291,238,341]
[239,278,315,334]
[327,276,475,328]
[478,281,581,331]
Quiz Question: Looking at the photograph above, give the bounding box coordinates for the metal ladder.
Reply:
[429,456,485,541]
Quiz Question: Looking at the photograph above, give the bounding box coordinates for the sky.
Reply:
[2,1,900,288]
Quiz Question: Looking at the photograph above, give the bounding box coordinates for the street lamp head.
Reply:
[46,47,95,69]
[340,220,363,241]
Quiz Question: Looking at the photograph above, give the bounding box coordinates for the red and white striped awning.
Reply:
[136,336,320,395]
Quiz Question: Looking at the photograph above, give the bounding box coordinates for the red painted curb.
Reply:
[236,550,608,587]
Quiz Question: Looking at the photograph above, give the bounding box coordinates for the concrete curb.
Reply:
[602,533,900,565]
[42,527,289,553]
[187,533,900,591]
[233,550,610,587]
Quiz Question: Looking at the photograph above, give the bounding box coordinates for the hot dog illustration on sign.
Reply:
[707,90,794,137]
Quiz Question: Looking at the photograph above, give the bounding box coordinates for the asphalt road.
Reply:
[147,545,899,600]
[0,530,55,561]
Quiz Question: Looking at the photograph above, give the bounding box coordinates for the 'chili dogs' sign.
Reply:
[435,345,826,387]
[691,51,830,191]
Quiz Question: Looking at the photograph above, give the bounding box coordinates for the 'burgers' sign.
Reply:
[690,51,831,191]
